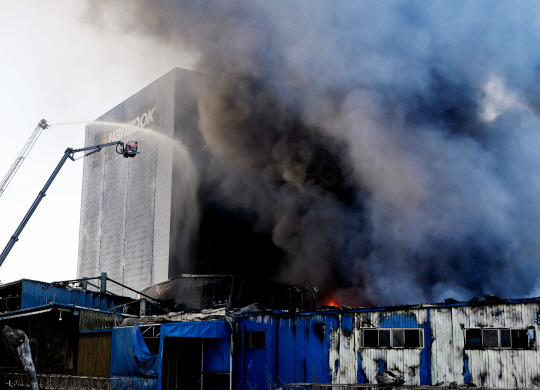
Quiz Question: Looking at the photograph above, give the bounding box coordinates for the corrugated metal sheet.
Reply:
[232,301,540,389]
[77,331,112,377]
[237,313,340,389]
[19,279,127,311]
[142,274,309,311]
[78,68,189,296]
[349,309,429,386]
[430,302,540,388]
[92,297,540,390]
[79,310,124,331]
[275,315,330,385]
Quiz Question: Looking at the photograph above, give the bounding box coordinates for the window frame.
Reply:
[464,327,535,350]
[360,328,424,349]
[245,331,266,349]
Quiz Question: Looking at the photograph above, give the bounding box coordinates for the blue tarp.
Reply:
[161,321,230,339]
[203,339,230,372]
[111,322,231,390]
[111,327,159,381]
[158,321,231,390]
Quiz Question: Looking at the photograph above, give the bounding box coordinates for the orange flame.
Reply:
[323,297,340,307]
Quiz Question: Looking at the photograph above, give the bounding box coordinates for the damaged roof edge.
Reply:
[230,296,540,318]
[0,302,139,320]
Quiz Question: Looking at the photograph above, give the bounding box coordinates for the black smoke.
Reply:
[85,1,540,305]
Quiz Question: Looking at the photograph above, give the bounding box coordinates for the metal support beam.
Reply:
[0,141,128,268]
[100,272,107,294]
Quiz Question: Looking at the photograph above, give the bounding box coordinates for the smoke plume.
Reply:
[85,1,540,305]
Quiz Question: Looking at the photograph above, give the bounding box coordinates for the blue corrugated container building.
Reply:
[0,278,131,313]
[4,278,540,390]
[110,296,540,390]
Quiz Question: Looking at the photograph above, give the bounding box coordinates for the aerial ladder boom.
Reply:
[0,119,49,197]
[0,134,138,268]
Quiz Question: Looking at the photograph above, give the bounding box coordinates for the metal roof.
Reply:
[0,279,131,312]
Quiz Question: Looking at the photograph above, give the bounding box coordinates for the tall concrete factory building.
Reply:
[77,68,200,295]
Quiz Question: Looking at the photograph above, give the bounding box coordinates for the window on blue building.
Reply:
[379,330,391,347]
[465,329,482,348]
[361,328,424,348]
[245,331,265,349]
[483,329,499,348]
[500,329,511,348]
[393,329,405,347]
[404,329,423,348]
[465,328,535,349]
[363,329,379,347]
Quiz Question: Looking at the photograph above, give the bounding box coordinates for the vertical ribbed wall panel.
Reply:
[77,127,105,279]
[431,302,540,388]
[77,69,186,296]
[151,80,175,287]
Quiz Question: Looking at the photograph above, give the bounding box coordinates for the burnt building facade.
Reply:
[2,277,540,390]
[105,296,540,390]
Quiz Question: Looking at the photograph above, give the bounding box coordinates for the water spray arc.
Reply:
[0,128,139,268]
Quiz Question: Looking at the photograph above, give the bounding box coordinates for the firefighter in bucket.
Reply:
[122,141,138,158]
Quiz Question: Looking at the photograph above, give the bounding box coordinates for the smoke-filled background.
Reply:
[86,1,540,306]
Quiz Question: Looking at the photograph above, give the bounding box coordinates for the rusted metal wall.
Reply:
[76,331,112,377]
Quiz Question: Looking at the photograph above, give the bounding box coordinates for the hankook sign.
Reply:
[106,107,157,143]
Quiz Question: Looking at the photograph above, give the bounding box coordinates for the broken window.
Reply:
[465,328,536,349]
[245,331,265,349]
[511,329,529,349]
[361,328,424,349]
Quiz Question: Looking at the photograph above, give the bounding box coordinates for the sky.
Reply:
[0,2,194,284]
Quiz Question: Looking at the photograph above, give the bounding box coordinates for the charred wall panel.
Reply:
[430,302,540,388]
[142,275,235,312]
[347,309,429,386]
[0,309,78,375]
[142,274,313,311]
[236,302,540,389]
